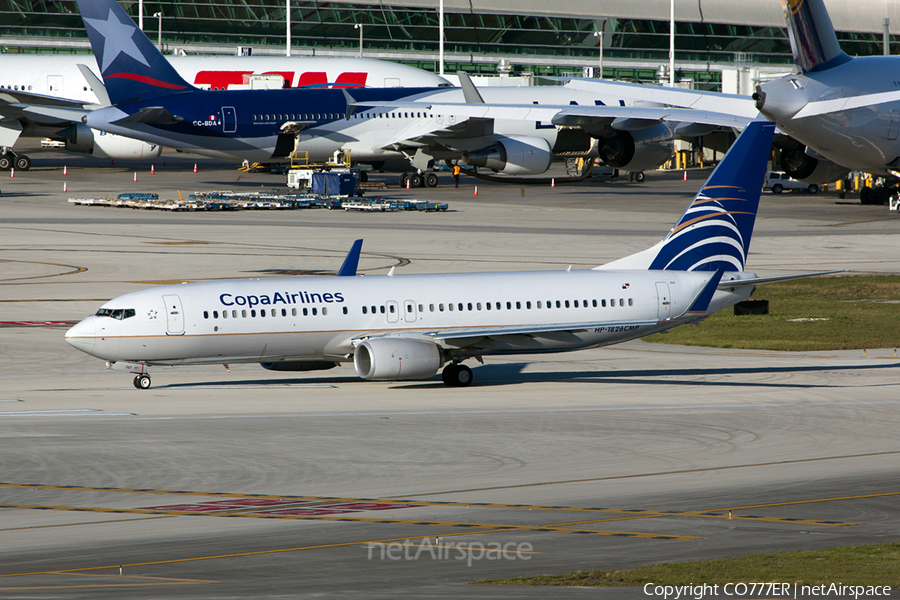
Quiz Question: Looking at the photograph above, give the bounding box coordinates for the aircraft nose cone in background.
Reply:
[65,317,96,355]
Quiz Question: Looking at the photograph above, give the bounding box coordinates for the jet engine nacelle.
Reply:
[780,146,849,184]
[260,361,338,371]
[461,136,553,176]
[62,124,163,160]
[353,338,443,381]
[596,123,674,171]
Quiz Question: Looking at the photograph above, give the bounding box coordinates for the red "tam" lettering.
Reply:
[333,72,368,88]
[193,71,252,89]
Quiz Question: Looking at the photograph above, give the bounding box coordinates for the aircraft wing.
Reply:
[359,319,657,353]
[556,78,761,119]
[0,89,95,120]
[352,99,756,131]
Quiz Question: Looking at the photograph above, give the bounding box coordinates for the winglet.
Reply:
[685,269,725,314]
[457,72,485,104]
[77,63,110,106]
[337,239,363,277]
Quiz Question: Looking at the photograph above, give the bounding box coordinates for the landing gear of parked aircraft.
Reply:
[399,172,439,188]
[0,152,31,171]
[441,363,473,387]
[133,374,152,389]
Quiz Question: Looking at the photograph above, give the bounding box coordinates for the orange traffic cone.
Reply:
[151,165,155,175]
[63,165,67,175]
[63,182,67,192]
[474,186,478,197]
[193,163,198,173]
[406,177,410,190]
[133,172,137,182]
[683,170,687,181]
[10,168,14,178]
[551,178,555,188]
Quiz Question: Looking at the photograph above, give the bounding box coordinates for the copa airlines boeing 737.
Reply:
[64,121,829,389]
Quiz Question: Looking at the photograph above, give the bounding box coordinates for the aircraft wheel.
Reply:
[398,173,410,187]
[454,364,473,387]
[771,184,783,194]
[15,155,31,171]
[424,172,438,188]
[441,364,458,386]
[860,187,875,204]
[633,171,645,182]
[410,173,424,188]
[807,184,818,194]
[442,363,472,387]
[0,155,11,171]
[133,374,151,389]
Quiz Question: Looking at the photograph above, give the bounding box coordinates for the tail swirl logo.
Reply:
[649,185,755,272]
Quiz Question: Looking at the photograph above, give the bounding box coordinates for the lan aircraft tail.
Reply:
[77,0,195,104]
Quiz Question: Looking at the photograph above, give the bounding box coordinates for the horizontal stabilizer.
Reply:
[719,270,843,288]
[686,269,724,314]
[112,106,183,126]
[793,90,900,119]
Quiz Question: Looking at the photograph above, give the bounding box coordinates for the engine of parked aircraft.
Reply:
[596,123,674,171]
[353,338,443,381]
[780,146,849,184]
[61,124,163,160]
[460,136,553,175]
[260,361,338,371]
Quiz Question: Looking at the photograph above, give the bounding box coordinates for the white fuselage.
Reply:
[65,269,750,367]
[1,55,450,103]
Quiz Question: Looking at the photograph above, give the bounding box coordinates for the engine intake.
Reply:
[780,146,849,183]
[596,123,673,171]
[461,136,552,176]
[354,338,443,381]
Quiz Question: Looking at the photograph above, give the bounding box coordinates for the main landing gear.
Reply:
[133,374,152,389]
[399,172,439,188]
[441,362,473,387]
[0,152,31,171]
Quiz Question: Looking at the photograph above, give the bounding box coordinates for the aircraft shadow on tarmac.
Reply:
[154,360,899,390]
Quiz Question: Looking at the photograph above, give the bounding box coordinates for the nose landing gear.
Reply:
[133,374,152,389]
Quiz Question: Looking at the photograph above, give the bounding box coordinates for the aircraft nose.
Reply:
[65,317,96,355]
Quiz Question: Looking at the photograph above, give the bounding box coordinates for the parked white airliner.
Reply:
[0,53,449,169]
[64,122,825,389]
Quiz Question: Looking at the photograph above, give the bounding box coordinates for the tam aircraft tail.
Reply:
[75,0,195,105]
[782,0,851,73]
[597,121,776,273]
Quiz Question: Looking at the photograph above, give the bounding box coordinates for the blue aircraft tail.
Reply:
[75,0,195,105]
[597,121,776,273]
[783,0,851,73]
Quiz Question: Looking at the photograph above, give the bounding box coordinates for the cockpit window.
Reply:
[96,308,136,320]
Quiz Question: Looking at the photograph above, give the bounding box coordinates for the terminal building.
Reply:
[0,0,898,90]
